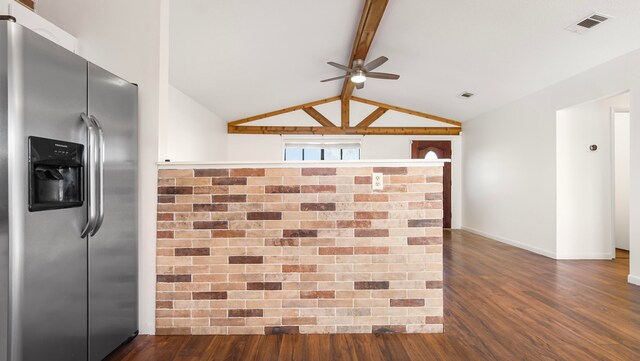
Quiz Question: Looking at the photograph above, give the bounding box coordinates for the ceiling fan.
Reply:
[320,56,400,89]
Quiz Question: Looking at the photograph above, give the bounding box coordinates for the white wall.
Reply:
[462,48,640,285]
[556,93,629,259]
[615,112,631,251]
[4,1,78,53]
[462,100,558,257]
[227,134,463,229]
[227,134,282,161]
[165,85,227,162]
[630,77,640,285]
[36,0,169,334]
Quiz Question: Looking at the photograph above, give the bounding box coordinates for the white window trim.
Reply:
[281,135,363,161]
[281,135,363,150]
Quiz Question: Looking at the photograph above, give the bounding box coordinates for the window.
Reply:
[284,148,361,161]
[283,137,362,161]
[424,151,439,160]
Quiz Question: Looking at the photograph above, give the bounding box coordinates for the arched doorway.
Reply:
[411,141,452,228]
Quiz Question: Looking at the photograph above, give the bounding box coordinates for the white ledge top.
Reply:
[157,159,449,169]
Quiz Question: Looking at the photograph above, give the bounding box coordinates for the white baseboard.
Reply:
[555,252,613,260]
[461,226,557,259]
[628,274,640,286]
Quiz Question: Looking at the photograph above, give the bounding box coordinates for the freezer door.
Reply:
[87,63,138,361]
[9,23,89,361]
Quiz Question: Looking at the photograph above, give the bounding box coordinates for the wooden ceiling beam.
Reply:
[341,98,350,129]
[224,1,464,137]
[355,107,387,128]
[228,96,340,126]
[16,0,35,10]
[303,107,337,128]
[347,127,460,135]
[225,1,463,137]
[229,125,343,135]
[352,96,462,127]
[340,0,389,103]
[228,125,461,136]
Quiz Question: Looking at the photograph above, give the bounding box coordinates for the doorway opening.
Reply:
[613,109,630,259]
[555,92,630,261]
[412,141,452,229]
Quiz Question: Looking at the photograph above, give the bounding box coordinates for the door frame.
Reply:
[411,140,452,228]
[610,107,630,259]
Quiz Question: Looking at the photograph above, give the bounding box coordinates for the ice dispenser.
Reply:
[28,136,84,211]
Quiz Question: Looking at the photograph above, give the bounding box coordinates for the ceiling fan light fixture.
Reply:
[323,57,397,86]
[351,70,366,84]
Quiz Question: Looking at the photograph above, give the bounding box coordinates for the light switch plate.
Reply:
[372,173,383,190]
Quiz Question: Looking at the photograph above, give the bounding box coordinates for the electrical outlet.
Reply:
[372,173,383,190]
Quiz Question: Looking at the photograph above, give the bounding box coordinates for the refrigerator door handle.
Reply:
[90,114,105,236]
[81,113,98,237]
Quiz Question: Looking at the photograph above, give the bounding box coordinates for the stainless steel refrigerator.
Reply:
[0,19,138,361]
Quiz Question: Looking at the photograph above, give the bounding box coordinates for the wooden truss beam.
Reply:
[355,107,387,128]
[16,0,35,10]
[228,125,461,136]
[303,107,337,128]
[352,97,462,127]
[340,0,389,103]
[226,96,462,136]
[228,96,340,126]
[341,98,350,129]
[225,1,463,137]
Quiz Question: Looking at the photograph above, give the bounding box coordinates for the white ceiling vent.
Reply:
[457,92,475,99]
[566,13,612,34]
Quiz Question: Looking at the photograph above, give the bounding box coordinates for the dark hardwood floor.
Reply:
[617,248,630,259]
[106,230,640,360]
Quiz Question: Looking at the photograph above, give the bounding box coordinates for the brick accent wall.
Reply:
[156,165,444,335]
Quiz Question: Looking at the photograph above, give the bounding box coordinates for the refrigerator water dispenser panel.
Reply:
[28,136,84,211]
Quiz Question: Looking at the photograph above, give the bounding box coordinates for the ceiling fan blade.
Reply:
[355,82,365,90]
[320,75,349,82]
[363,56,388,71]
[366,72,400,80]
[327,61,352,72]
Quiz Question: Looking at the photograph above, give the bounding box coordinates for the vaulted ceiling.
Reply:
[170,0,640,122]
